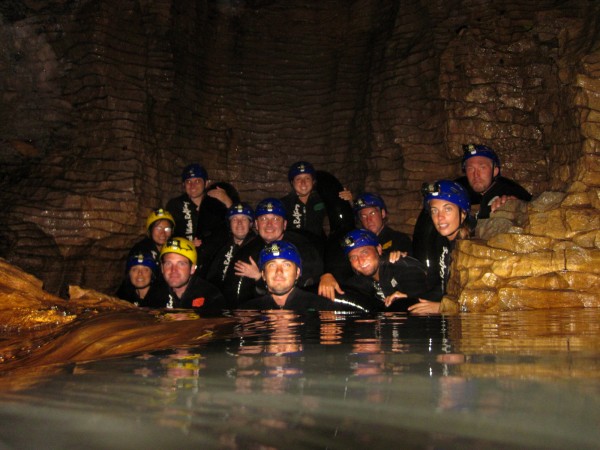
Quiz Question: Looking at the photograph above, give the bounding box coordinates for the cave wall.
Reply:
[0,0,598,296]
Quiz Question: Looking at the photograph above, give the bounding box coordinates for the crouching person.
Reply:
[241,241,334,312]
[145,237,225,315]
[342,229,430,312]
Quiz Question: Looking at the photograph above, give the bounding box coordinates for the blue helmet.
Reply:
[255,197,287,219]
[342,229,380,256]
[422,179,471,213]
[353,192,387,213]
[461,144,501,172]
[126,252,158,272]
[227,202,254,221]
[288,161,316,182]
[181,163,208,182]
[258,240,302,273]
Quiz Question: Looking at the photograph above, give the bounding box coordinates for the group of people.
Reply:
[116,144,532,315]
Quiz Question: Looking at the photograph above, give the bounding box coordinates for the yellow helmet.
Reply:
[146,208,175,232]
[160,237,197,266]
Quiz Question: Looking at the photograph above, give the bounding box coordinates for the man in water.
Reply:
[221,198,324,307]
[341,228,429,312]
[145,237,225,314]
[241,240,334,312]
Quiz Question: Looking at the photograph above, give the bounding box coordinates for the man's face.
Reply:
[129,265,153,289]
[256,214,286,243]
[161,252,195,289]
[464,156,498,194]
[429,199,462,241]
[292,173,315,198]
[151,219,173,246]
[184,177,206,200]
[229,215,252,242]
[348,245,382,278]
[358,207,385,235]
[262,258,300,296]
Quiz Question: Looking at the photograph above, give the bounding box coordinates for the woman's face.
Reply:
[151,219,173,246]
[429,199,462,241]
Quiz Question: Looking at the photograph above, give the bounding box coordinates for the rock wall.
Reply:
[0,0,598,298]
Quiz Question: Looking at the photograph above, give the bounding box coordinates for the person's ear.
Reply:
[191,264,197,275]
[381,209,387,220]
[493,166,500,177]
[377,245,383,256]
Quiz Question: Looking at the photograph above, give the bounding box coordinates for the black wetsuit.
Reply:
[166,193,229,269]
[342,257,429,312]
[323,225,413,287]
[221,230,324,308]
[115,279,161,307]
[144,273,225,315]
[455,175,531,219]
[202,232,257,305]
[280,191,327,240]
[241,287,336,312]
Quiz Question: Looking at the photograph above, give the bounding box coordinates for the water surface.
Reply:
[1,308,599,449]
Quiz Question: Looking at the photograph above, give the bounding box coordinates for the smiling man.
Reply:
[341,229,429,312]
[221,198,324,308]
[241,241,334,312]
[144,237,225,314]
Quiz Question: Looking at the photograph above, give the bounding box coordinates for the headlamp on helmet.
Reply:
[126,252,158,272]
[160,237,197,266]
[288,161,316,182]
[342,229,380,256]
[255,198,287,219]
[461,144,501,173]
[422,179,471,214]
[227,202,254,222]
[258,240,302,273]
[353,193,387,214]
[146,208,175,232]
[181,163,208,182]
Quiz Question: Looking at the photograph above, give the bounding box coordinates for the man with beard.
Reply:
[455,143,531,220]
[241,241,334,312]
[221,198,324,308]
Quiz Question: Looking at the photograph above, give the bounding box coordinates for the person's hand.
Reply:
[408,298,441,315]
[388,250,407,263]
[234,256,261,280]
[318,273,344,301]
[489,195,517,213]
[339,188,353,202]
[207,186,233,208]
[192,238,202,248]
[384,291,407,307]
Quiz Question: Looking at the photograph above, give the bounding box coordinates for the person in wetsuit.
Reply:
[241,240,335,312]
[408,180,472,315]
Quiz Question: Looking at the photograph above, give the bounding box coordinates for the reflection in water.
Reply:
[1,309,600,449]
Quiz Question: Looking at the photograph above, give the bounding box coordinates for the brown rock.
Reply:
[487,233,554,254]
